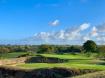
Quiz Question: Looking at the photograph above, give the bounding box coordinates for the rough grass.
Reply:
[0,66,99,78]
[72,71,105,78]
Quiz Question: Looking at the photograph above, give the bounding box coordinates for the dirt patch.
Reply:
[0,57,27,65]
[0,55,69,65]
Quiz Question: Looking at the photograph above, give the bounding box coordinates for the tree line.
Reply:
[0,40,105,55]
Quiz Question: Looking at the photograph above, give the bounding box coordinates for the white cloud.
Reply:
[79,23,90,31]
[35,32,50,40]
[91,26,98,37]
[55,30,65,39]
[50,20,60,26]
[97,23,105,32]
[83,36,90,41]
[14,23,105,45]
[2,23,105,45]
[33,23,90,43]
[64,23,90,40]
[65,30,81,40]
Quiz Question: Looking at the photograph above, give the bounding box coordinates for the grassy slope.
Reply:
[18,63,105,70]
[1,52,27,59]
[41,54,90,59]
[72,71,105,78]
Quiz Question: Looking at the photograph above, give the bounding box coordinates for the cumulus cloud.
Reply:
[97,23,105,32]
[64,23,90,40]
[7,23,103,45]
[80,23,90,31]
[54,30,65,39]
[50,20,60,26]
[91,26,98,37]
[2,23,105,45]
[83,36,90,41]
[32,23,90,44]
[34,32,50,40]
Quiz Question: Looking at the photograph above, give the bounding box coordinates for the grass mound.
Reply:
[72,71,105,78]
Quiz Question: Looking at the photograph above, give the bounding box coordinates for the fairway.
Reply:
[17,54,105,70]
[18,63,105,70]
[41,54,92,59]
[0,52,27,59]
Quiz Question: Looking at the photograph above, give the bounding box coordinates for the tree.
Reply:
[0,47,10,58]
[37,45,54,53]
[96,46,105,58]
[83,40,97,52]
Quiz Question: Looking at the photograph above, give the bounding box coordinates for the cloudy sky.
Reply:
[0,0,105,45]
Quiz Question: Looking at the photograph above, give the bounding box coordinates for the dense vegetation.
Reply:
[0,40,105,58]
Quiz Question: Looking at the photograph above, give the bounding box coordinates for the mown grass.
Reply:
[18,63,105,70]
[17,53,105,70]
[41,53,92,59]
[0,52,27,59]
[1,52,105,71]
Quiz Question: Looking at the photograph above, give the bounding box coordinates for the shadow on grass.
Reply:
[0,66,99,78]
[25,55,69,63]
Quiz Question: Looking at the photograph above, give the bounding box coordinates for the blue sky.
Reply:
[0,0,105,44]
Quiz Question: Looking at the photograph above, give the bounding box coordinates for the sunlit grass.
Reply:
[41,53,93,59]
[17,53,105,70]
[1,53,105,70]
[1,52,27,59]
[18,63,105,70]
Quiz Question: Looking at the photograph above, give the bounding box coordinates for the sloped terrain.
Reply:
[72,71,105,78]
[0,66,98,78]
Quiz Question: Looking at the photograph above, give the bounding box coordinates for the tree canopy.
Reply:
[83,40,97,52]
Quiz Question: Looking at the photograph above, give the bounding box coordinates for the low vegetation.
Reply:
[0,66,99,78]
[72,71,105,78]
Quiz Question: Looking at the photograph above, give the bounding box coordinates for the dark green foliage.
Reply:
[25,55,69,63]
[97,45,105,53]
[0,66,98,78]
[67,46,81,53]
[37,45,55,53]
[0,47,10,58]
[83,40,97,52]
[54,45,81,54]
[1,43,105,58]
[95,46,105,58]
